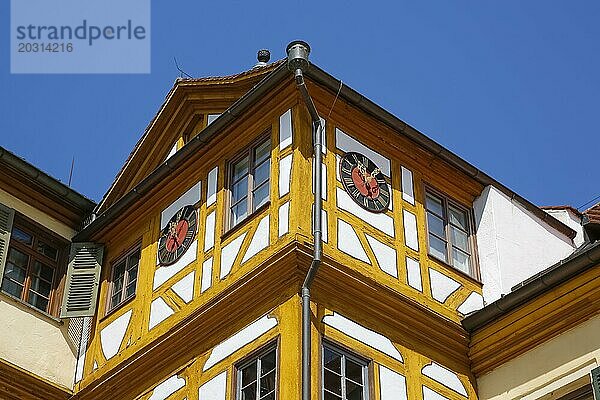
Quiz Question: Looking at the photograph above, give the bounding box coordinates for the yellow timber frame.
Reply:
[73,72,485,400]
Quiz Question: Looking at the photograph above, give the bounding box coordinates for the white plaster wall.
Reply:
[544,209,585,247]
[477,314,600,400]
[473,186,576,303]
[0,190,77,388]
[323,312,403,362]
[0,296,76,389]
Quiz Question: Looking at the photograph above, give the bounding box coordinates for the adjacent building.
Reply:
[0,43,597,400]
[464,204,600,400]
[0,146,95,399]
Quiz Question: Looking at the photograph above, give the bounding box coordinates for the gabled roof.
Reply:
[76,59,575,241]
[584,202,600,225]
[96,61,284,213]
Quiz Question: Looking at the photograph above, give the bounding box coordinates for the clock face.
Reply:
[339,152,391,213]
[157,205,197,266]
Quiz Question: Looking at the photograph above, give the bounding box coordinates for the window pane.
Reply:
[231,199,248,226]
[127,250,140,270]
[36,241,58,260]
[450,226,469,253]
[426,194,443,217]
[233,156,249,182]
[241,383,257,400]
[346,379,364,400]
[427,213,445,239]
[242,361,257,387]
[27,292,49,312]
[12,227,32,245]
[429,234,447,261]
[110,293,122,310]
[324,348,341,373]
[112,279,124,299]
[4,262,27,284]
[125,280,136,298]
[1,278,23,298]
[452,248,470,274]
[8,248,29,270]
[324,369,342,395]
[260,392,275,400]
[260,370,276,395]
[253,182,270,210]
[261,350,276,376]
[254,140,270,164]
[254,160,270,187]
[345,359,363,384]
[30,275,52,298]
[32,261,54,282]
[324,391,343,400]
[128,266,139,286]
[449,205,468,231]
[113,259,125,280]
[232,177,248,203]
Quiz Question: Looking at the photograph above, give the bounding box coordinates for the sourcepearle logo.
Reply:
[10,0,151,74]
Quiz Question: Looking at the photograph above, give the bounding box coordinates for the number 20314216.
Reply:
[17,43,74,52]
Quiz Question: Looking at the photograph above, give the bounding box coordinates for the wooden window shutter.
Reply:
[592,366,600,400]
[0,203,15,287]
[60,243,104,318]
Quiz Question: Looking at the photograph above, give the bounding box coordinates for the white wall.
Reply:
[473,186,576,303]
[0,296,77,389]
[0,189,78,389]
[543,209,585,247]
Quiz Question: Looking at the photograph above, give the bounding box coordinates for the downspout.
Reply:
[287,41,322,400]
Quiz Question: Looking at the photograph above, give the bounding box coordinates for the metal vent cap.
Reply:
[286,40,311,72]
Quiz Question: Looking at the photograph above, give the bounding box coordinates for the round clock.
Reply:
[339,152,391,213]
[157,205,197,266]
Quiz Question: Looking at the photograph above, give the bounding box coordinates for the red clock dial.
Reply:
[340,152,390,213]
[157,205,197,266]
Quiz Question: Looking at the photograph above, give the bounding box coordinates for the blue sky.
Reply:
[1,1,598,209]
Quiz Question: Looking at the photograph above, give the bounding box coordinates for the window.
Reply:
[228,137,271,228]
[1,218,65,315]
[107,246,140,313]
[425,190,475,276]
[236,346,277,400]
[322,343,369,400]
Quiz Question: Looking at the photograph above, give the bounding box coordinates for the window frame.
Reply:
[0,214,67,317]
[424,186,479,280]
[322,341,370,400]
[106,243,141,315]
[226,133,272,231]
[235,343,278,400]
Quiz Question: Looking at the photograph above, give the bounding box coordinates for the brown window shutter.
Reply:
[0,203,15,287]
[592,366,600,400]
[60,243,104,318]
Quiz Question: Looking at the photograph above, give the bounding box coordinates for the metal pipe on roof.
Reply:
[287,40,323,400]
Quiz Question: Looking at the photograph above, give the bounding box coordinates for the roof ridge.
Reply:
[95,60,283,213]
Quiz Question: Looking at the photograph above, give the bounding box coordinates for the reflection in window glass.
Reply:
[425,190,474,276]
[229,137,271,229]
[237,347,277,400]
[109,248,140,312]
[1,222,60,314]
[322,344,368,400]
